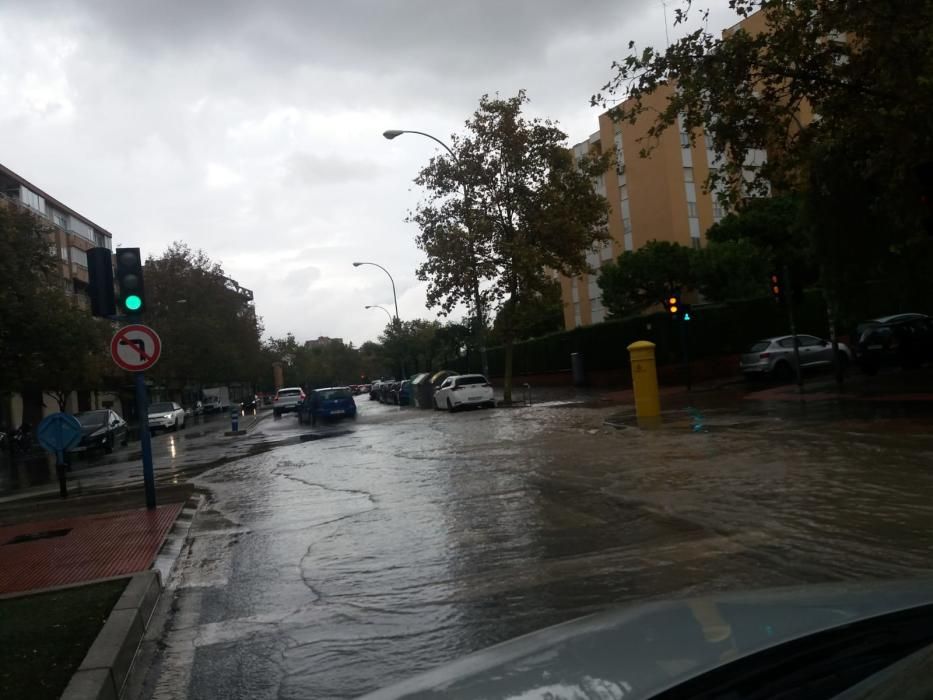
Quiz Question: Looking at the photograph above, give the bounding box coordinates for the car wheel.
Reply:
[773,361,794,383]
[485,401,496,409]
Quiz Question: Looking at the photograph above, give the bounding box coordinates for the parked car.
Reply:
[853,313,933,375]
[394,380,413,406]
[740,335,851,381]
[241,395,259,411]
[202,396,223,413]
[369,381,383,400]
[147,401,186,433]
[298,387,358,426]
[272,387,305,417]
[434,374,496,412]
[379,381,398,404]
[72,409,128,453]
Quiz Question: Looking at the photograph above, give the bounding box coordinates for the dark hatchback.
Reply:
[71,409,128,454]
[853,313,933,374]
[298,387,357,426]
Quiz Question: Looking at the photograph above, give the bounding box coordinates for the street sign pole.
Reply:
[135,371,157,510]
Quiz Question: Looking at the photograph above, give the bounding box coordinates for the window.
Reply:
[571,284,579,303]
[69,246,88,267]
[599,241,613,262]
[620,199,631,219]
[679,131,690,147]
[624,232,634,251]
[20,186,46,214]
[687,201,698,218]
[684,182,697,203]
[573,302,581,327]
[713,201,726,221]
[689,218,701,238]
[68,217,94,241]
[590,298,606,324]
[691,238,701,250]
[799,336,823,347]
[683,167,694,183]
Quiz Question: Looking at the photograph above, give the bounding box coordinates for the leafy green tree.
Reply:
[597,241,695,317]
[488,278,564,344]
[145,243,263,393]
[594,0,933,317]
[693,239,772,303]
[0,205,111,416]
[412,92,611,402]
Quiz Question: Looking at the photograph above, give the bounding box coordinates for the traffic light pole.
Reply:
[134,371,157,509]
[681,318,692,391]
[783,265,804,394]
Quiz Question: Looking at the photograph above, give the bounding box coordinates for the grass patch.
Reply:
[0,577,129,700]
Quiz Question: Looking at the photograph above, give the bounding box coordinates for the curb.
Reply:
[60,494,203,700]
[60,570,162,700]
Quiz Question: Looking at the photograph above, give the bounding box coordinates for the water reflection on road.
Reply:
[140,395,933,699]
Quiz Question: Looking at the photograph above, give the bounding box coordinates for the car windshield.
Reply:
[149,402,174,413]
[746,341,771,353]
[76,411,108,427]
[317,389,352,400]
[455,376,487,386]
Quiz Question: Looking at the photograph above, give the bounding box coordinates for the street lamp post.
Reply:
[355,262,405,379]
[364,304,394,323]
[383,129,489,379]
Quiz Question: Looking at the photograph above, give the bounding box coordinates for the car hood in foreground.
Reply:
[360,579,933,700]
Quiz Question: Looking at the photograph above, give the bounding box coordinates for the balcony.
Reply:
[70,262,89,284]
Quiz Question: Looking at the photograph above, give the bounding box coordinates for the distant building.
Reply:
[304,336,343,348]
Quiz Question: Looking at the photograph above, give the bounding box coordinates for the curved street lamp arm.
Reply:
[355,262,399,321]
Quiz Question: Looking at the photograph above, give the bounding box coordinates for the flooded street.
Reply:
[139,395,933,699]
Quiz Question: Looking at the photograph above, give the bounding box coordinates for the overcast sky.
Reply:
[0,0,740,346]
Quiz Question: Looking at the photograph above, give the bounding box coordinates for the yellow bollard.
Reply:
[627,340,661,418]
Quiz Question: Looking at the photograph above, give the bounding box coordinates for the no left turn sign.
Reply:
[111,324,162,372]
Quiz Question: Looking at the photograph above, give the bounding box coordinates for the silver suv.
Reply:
[272,387,305,417]
[740,335,851,381]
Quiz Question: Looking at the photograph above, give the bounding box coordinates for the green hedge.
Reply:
[457,290,830,376]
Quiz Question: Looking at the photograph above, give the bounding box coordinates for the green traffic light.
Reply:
[125,295,143,312]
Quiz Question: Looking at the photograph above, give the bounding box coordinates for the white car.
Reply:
[272,386,305,417]
[434,374,496,412]
[147,401,186,432]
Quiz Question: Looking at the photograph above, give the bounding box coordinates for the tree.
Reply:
[693,238,772,303]
[412,92,611,402]
[488,278,564,344]
[0,205,111,417]
[145,243,263,394]
[597,241,695,317]
[594,0,933,315]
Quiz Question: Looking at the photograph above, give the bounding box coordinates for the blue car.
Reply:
[298,387,357,426]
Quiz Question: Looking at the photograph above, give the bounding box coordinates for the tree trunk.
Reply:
[503,339,514,405]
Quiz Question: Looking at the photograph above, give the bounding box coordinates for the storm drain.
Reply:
[5,528,72,545]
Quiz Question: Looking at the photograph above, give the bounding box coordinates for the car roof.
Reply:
[314,386,350,392]
[871,313,927,323]
[454,374,487,380]
[277,386,302,391]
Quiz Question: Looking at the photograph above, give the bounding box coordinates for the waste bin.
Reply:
[571,352,585,386]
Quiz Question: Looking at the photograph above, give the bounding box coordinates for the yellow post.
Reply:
[627,340,661,418]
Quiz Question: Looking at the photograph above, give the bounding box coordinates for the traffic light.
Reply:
[681,303,693,322]
[664,294,681,317]
[115,247,146,315]
[769,271,785,304]
[87,247,116,318]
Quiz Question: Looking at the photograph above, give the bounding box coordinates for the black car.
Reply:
[241,395,259,410]
[72,409,128,454]
[853,313,933,374]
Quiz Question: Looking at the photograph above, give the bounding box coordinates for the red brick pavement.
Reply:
[0,503,183,595]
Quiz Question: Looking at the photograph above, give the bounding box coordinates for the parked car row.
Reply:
[740,313,933,382]
[369,379,413,405]
[369,372,497,412]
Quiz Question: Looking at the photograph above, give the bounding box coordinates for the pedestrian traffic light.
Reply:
[115,247,146,316]
[664,294,681,317]
[681,303,693,322]
[770,272,785,304]
[87,247,116,318]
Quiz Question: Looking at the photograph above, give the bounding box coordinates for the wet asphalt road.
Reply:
[134,394,933,699]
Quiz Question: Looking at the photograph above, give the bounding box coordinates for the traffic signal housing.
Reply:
[87,247,116,318]
[115,247,146,316]
[664,294,681,317]
[769,271,785,304]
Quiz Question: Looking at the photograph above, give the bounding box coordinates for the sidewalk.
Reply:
[0,502,183,595]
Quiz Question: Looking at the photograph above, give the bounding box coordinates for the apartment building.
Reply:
[0,162,114,310]
[0,162,120,425]
[561,11,775,330]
